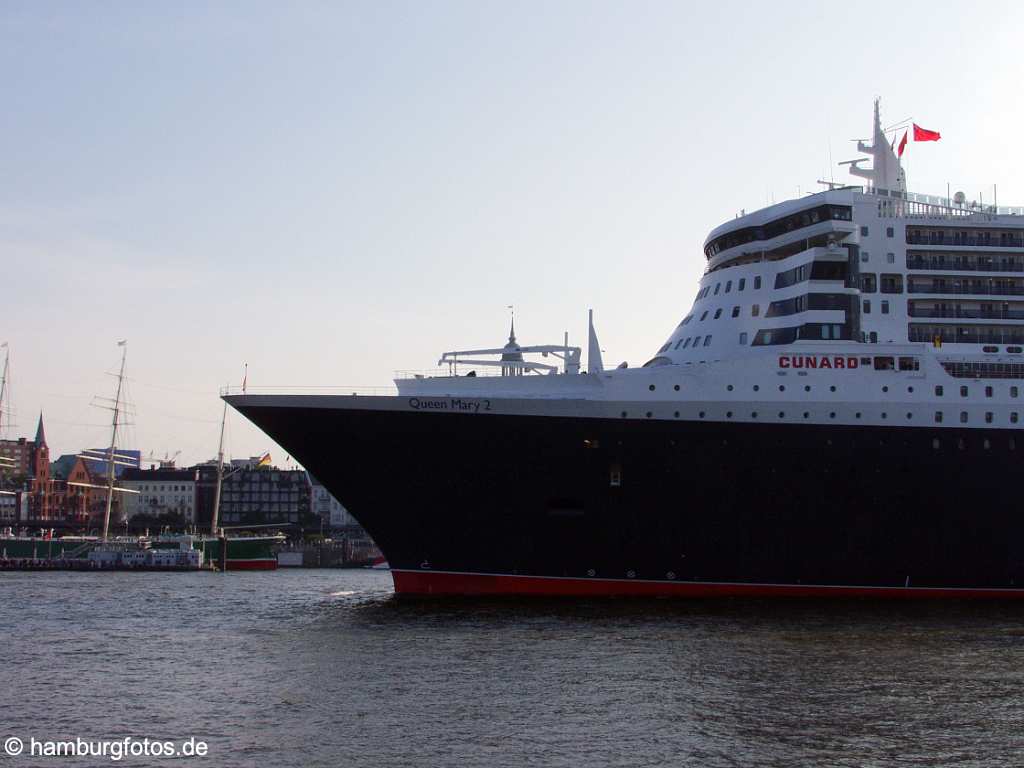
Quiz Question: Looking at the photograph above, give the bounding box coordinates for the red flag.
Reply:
[913,123,941,142]
[897,130,908,158]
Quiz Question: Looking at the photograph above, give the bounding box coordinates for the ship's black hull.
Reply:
[232,399,1024,597]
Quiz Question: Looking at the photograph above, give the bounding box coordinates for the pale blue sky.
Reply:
[4,1,1023,464]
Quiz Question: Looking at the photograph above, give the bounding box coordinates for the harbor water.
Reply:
[3,569,1023,766]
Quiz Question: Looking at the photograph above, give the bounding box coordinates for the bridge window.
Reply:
[874,357,895,370]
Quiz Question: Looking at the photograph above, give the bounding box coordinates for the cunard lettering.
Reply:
[778,356,859,370]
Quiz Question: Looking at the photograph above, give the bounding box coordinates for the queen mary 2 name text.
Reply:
[408,397,492,413]
[778,355,860,370]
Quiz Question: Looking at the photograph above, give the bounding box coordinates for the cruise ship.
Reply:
[229,102,1024,597]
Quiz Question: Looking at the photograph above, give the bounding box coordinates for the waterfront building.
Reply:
[120,467,198,523]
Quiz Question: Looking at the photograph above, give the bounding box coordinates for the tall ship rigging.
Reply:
[229,101,1024,597]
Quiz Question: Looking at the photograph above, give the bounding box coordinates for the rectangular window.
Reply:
[935,385,944,396]
[985,386,993,398]
[714,308,722,319]
[861,226,869,236]
[886,226,894,238]
[880,274,903,293]
[731,306,740,318]
[692,336,701,347]
[754,276,762,290]
[752,304,760,317]
[738,278,746,291]
[881,300,890,314]
[739,332,748,345]
[861,251,869,262]
[898,357,919,371]
[714,283,721,295]
[985,412,994,424]
[934,411,943,423]
[861,274,877,293]
[863,299,871,313]
[873,356,895,370]
[886,252,895,264]
[1013,413,1019,424]
[960,411,969,423]
[1013,386,1020,398]
[703,336,712,347]
[725,280,732,293]
[961,386,969,397]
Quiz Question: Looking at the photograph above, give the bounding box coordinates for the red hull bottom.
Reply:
[226,559,278,571]
[391,570,1024,599]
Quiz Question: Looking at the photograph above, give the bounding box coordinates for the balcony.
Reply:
[908,307,1024,320]
[907,282,1024,297]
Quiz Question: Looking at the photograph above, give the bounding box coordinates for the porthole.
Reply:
[753,385,760,392]
[646,411,653,418]
[621,411,628,418]
[751,412,758,418]
[804,385,811,392]
[906,412,913,420]
[855,412,862,419]
[627,570,636,578]
[649,384,656,392]
[803,412,809,419]
[726,411,733,418]
[674,411,680,418]
[587,569,596,577]
[673,384,680,391]
[778,411,785,418]
[829,412,836,419]
[666,571,676,580]
[881,412,887,419]
[727,385,734,392]
[779,385,785,392]
[908,386,914,393]
[932,438,940,450]
[882,386,889,393]
[830,386,836,392]
[699,411,705,418]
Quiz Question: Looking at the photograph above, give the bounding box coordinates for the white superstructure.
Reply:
[396,101,1024,435]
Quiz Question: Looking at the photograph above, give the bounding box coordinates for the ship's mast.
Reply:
[210,397,227,536]
[101,341,128,541]
[0,342,9,440]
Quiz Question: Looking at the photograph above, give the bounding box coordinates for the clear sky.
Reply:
[4,0,1024,466]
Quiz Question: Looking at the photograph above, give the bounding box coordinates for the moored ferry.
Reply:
[229,102,1024,597]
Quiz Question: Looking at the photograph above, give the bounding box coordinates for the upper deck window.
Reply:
[725,280,732,293]
[738,278,746,291]
[704,204,853,258]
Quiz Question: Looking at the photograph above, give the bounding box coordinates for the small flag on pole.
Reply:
[897,130,908,158]
[913,124,941,142]
[117,340,127,347]
[242,363,248,394]
[257,452,271,467]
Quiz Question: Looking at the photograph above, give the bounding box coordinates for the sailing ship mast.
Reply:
[101,341,128,541]
[210,397,227,535]
[0,342,9,440]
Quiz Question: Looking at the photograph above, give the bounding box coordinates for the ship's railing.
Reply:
[859,187,1024,217]
[220,384,397,397]
[908,307,1024,320]
[907,283,1024,297]
[395,367,509,380]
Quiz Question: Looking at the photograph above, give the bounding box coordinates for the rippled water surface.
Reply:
[3,570,1024,767]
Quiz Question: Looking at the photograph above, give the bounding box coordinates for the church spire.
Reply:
[35,411,46,446]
